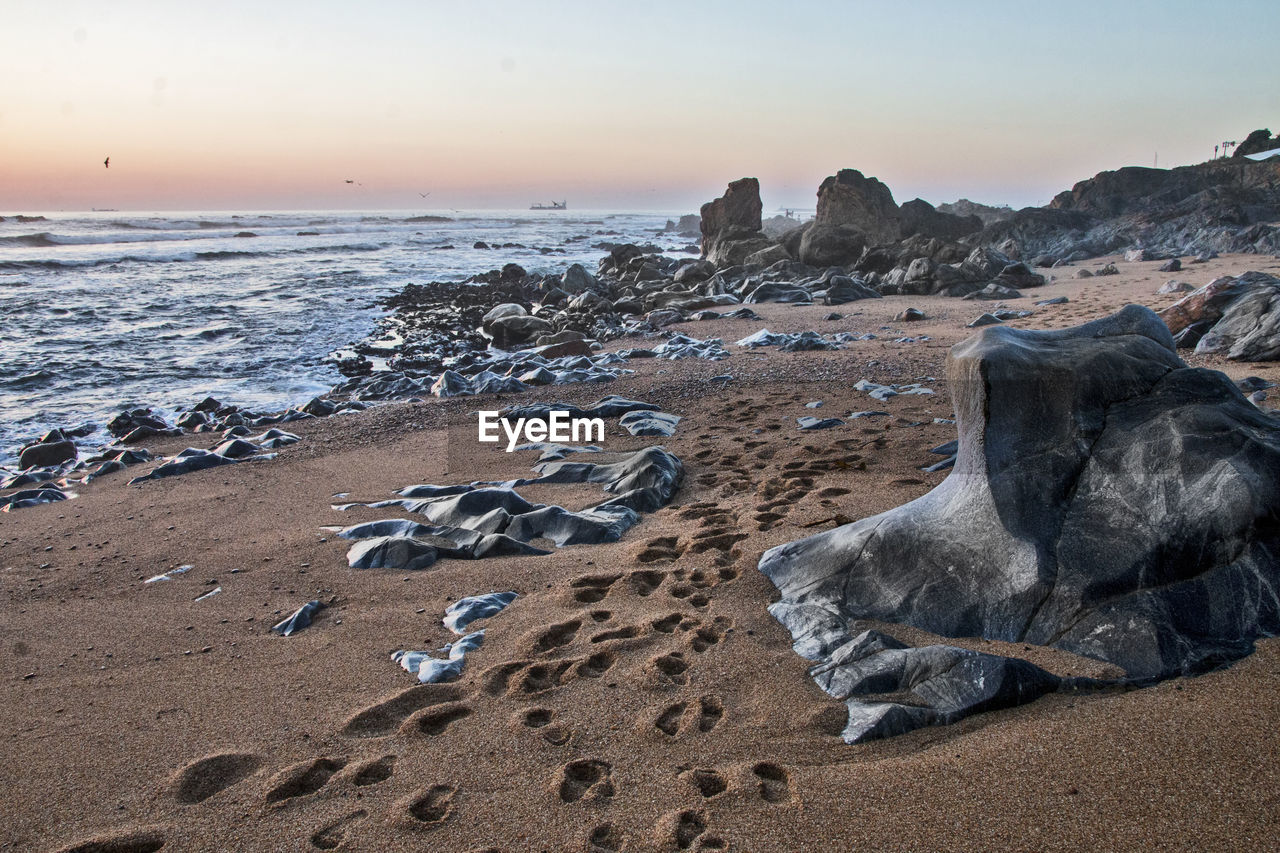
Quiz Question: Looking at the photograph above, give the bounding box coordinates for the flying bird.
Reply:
[104,157,110,169]
[418,191,431,198]
[344,179,354,184]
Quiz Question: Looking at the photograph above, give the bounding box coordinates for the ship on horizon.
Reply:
[530,200,567,210]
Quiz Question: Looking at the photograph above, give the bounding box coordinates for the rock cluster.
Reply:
[1160,271,1280,360]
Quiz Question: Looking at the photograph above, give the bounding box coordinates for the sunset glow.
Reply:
[6,0,1279,211]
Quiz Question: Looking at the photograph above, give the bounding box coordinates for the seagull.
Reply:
[104,156,110,169]
[418,191,431,199]
[344,179,354,184]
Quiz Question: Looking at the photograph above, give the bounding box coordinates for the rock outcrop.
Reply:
[759,305,1280,743]
[700,178,771,266]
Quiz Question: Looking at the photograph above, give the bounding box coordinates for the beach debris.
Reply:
[272,600,325,636]
[443,592,519,634]
[760,306,1280,743]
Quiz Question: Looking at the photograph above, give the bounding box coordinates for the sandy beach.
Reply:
[3,253,1279,852]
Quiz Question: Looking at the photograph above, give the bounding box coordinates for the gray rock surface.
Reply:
[759,305,1280,742]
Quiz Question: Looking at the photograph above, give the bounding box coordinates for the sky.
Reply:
[4,0,1279,213]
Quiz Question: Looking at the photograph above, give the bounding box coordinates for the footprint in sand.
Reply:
[531,618,581,653]
[309,809,368,850]
[402,702,473,737]
[341,683,467,737]
[654,695,723,737]
[652,651,689,685]
[404,784,458,826]
[170,751,264,804]
[348,755,396,787]
[680,768,728,798]
[627,569,666,596]
[570,573,622,604]
[751,762,792,803]
[50,826,169,853]
[265,757,347,805]
[655,809,727,851]
[587,822,627,852]
[557,759,615,803]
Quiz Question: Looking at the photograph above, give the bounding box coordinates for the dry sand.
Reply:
[2,254,1279,852]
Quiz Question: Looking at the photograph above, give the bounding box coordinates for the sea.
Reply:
[0,209,693,464]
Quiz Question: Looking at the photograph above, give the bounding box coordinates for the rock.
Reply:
[797,416,844,430]
[759,304,1280,743]
[1192,273,1280,360]
[18,439,77,469]
[1095,263,1119,276]
[273,600,325,636]
[644,309,685,328]
[1157,280,1195,295]
[962,284,1023,301]
[744,244,792,267]
[967,313,1003,328]
[561,263,596,294]
[482,302,526,327]
[1159,258,1182,272]
[894,308,926,322]
[673,260,716,284]
[1075,268,1094,279]
[486,315,555,348]
[443,592,519,634]
[897,198,981,240]
[619,410,681,437]
[700,178,768,265]
[823,276,881,305]
[1035,296,1070,306]
[1158,275,1251,335]
[797,224,867,267]
[814,169,900,244]
[1125,248,1156,262]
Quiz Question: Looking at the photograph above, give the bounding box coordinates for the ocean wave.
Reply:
[0,242,390,271]
[0,232,60,247]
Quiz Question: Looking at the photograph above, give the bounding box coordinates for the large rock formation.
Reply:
[1233,128,1280,159]
[700,178,771,266]
[897,198,983,241]
[814,169,900,242]
[759,305,1280,743]
[1161,271,1280,359]
[981,156,1280,258]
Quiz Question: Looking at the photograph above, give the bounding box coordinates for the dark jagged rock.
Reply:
[273,600,325,636]
[797,416,843,430]
[336,447,684,570]
[897,198,982,240]
[700,178,770,265]
[759,305,1280,743]
[619,410,681,436]
[1190,272,1280,361]
[1,486,71,512]
[814,169,900,244]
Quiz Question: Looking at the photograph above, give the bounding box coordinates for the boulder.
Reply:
[1192,272,1280,361]
[798,224,866,268]
[487,315,554,349]
[19,439,77,470]
[561,264,597,294]
[814,169,900,244]
[759,305,1280,742]
[744,244,792,267]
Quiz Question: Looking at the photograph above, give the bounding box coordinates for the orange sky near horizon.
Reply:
[5,0,1278,213]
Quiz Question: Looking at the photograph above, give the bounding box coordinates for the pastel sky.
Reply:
[5,0,1278,212]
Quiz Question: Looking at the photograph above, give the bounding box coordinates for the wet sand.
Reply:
[3,253,1279,852]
